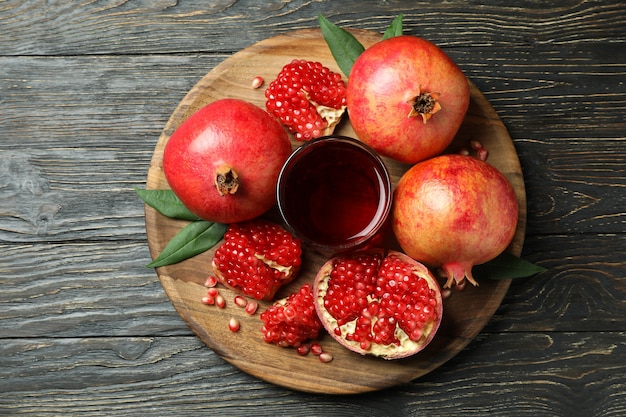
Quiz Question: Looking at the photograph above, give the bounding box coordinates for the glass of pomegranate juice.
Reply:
[277,135,392,254]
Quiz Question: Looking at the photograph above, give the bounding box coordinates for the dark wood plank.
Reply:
[1,332,624,415]
[0,242,187,338]
[1,1,624,55]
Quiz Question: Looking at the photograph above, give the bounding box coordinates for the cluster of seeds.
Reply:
[212,220,302,300]
[260,284,323,349]
[265,59,347,141]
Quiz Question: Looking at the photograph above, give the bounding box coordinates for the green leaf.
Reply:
[474,252,547,281]
[318,13,365,77]
[146,221,227,268]
[382,14,404,39]
[135,188,200,221]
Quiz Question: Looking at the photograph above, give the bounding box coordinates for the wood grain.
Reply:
[2,333,625,416]
[1,0,625,413]
[143,28,526,394]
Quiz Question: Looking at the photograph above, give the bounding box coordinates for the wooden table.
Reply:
[1,1,625,415]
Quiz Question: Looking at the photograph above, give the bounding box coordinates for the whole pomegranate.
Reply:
[347,35,470,164]
[392,154,519,289]
[313,249,443,360]
[162,98,292,224]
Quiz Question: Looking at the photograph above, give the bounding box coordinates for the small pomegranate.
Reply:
[212,219,302,300]
[347,36,470,164]
[392,154,519,289]
[313,249,443,360]
[162,98,292,224]
[260,283,323,347]
[265,60,347,141]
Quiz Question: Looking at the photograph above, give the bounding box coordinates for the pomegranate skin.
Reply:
[347,36,470,164]
[392,154,519,288]
[162,98,292,224]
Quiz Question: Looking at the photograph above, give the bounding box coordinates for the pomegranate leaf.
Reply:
[135,187,200,221]
[474,252,546,281]
[146,220,227,268]
[382,14,403,40]
[318,13,365,77]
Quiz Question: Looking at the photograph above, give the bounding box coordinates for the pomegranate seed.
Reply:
[470,140,483,150]
[207,287,219,298]
[318,352,333,363]
[458,148,470,156]
[310,342,323,355]
[442,289,452,299]
[201,295,214,305]
[251,76,264,89]
[228,317,240,332]
[296,344,310,356]
[477,148,489,161]
[204,276,218,287]
[245,301,258,315]
[215,294,226,308]
[234,295,248,308]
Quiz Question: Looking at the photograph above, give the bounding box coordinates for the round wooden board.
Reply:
[145,29,527,394]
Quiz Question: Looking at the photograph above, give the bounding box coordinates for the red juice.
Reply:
[277,136,391,252]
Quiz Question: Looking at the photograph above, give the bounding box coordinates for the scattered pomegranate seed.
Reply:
[442,289,452,299]
[296,344,310,356]
[201,295,215,305]
[477,148,489,161]
[318,352,333,363]
[470,140,483,150]
[204,276,218,287]
[251,76,264,89]
[207,287,219,298]
[310,342,323,356]
[228,317,240,332]
[215,294,226,308]
[234,295,248,308]
[458,148,470,156]
[245,301,258,315]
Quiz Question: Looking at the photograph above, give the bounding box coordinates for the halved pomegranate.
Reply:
[313,249,443,360]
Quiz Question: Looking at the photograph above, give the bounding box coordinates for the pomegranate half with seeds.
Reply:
[392,154,519,289]
[313,249,443,360]
[347,35,470,164]
[163,98,292,224]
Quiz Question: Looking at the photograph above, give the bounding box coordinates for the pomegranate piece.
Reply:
[163,98,292,224]
[392,154,519,289]
[347,36,470,164]
[265,59,347,141]
[313,249,443,360]
[212,219,302,300]
[260,284,322,348]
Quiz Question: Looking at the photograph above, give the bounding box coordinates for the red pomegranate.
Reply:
[162,98,292,224]
[392,154,519,289]
[313,249,443,360]
[347,35,470,164]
